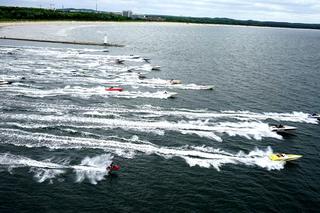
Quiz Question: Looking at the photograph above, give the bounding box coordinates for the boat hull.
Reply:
[169,80,181,85]
[105,87,123,92]
[0,81,9,85]
[269,154,302,161]
[270,125,297,133]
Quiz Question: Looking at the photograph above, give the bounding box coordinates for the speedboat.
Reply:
[138,74,147,79]
[310,113,320,120]
[0,80,10,85]
[143,58,151,63]
[162,91,177,99]
[269,153,302,162]
[115,59,125,64]
[107,163,121,172]
[269,124,297,133]
[130,55,140,59]
[151,66,161,71]
[127,68,135,72]
[164,91,177,99]
[105,87,123,92]
[204,85,214,90]
[169,80,182,85]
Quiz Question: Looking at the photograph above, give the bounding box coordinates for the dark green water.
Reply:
[0,23,320,212]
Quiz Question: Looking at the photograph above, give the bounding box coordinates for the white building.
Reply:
[122,10,133,18]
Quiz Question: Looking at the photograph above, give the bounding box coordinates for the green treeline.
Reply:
[1,6,320,30]
[161,15,320,30]
[0,6,129,21]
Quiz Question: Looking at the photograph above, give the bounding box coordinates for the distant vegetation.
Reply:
[0,6,129,21]
[1,6,320,30]
[161,15,320,30]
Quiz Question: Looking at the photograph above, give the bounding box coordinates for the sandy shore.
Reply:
[0,20,247,28]
[0,20,306,32]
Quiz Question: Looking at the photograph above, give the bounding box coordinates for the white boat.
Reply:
[169,80,182,85]
[203,85,214,90]
[130,55,140,59]
[269,124,297,133]
[164,91,177,99]
[151,66,161,71]
[0,80,10,85]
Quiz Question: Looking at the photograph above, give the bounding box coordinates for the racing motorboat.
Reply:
[107,163,121,173]
[269,124,297,133]
[115,59,125,64]
[165,91,177,99]
[143,58,151,63]
[151,66,161,71]
[269,153,302,162]
[105,87,123,92]
[0,80,10,85]
[310,113,320,120]
[130,55,140,59]
[138,74,147,79]
[169,80,182,85]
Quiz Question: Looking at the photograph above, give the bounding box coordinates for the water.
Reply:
[0,22,320,212]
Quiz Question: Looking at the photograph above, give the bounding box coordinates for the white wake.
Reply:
[0,153,113,184]
[0,130,285,172]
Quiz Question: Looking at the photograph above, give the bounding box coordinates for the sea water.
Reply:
[0,22,319,212]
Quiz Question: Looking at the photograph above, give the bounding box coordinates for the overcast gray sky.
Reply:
[1,0,320,23]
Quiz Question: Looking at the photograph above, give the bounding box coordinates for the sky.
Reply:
[1,0,320,23]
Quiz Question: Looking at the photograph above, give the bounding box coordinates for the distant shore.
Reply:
[1,6,320,30]
[0,20,318,32]
[0,20,235,29]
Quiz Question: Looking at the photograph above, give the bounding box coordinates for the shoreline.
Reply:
[0,20,318,32]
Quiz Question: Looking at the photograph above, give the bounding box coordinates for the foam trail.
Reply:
[84,106,318,124]
[1,113,282,141]
[83,104,317,124]
[221,111,318,124]
[0,45,146,66]
[120,106,318,124]
[0,153,67,183]
[182,146,284,171]
[4,100,316,125]
[0,129,285,171]
[72,154,113,184]
[107,75,214,90]
[0,153,113,184]
[2,86,177,99]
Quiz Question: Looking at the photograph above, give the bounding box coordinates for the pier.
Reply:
[0,37,124,47]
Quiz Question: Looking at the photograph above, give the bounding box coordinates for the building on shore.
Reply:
[122,10,133,18]
[132,14,146,19]
[145,16,165,21]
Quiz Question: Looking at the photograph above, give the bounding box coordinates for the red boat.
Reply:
[105,87,123,92]
[107,163,121,172]
[110,165,120,171]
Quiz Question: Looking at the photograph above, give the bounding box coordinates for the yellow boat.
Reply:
[269,153,302,161]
